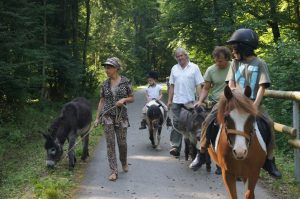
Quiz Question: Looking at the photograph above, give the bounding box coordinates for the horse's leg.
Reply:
[222,171,238,199]
[156,127,162,150]
[81,132,89,161]
[244,172,259,199]
[68,131,77,170]
[184,138,190,161]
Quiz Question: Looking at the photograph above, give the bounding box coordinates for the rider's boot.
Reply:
[139,119,147,130]
[263,157,282,179]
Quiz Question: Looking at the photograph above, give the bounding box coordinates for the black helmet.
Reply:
[226,28,259,49]
[147,71,159,80]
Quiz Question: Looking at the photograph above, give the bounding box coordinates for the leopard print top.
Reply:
[100,76,133,124]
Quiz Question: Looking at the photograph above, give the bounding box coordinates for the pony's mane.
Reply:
[217,89,258,124]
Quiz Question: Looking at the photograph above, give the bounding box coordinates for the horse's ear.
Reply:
[224,85,233,100]
[244,86,252,98]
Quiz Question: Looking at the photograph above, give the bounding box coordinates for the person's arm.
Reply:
[254,85,265,107]
[196,84,202,102]
[145,90,151,102]
[228,80,236,89]
[194,82,210,107]
[94,97,104,126]
[167,84,174,109]
[158,89,163,100]
[116,95,134,107]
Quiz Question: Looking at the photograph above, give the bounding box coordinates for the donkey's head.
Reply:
[43,118,64,168]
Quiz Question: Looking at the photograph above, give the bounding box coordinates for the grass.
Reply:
[0,99,103,199]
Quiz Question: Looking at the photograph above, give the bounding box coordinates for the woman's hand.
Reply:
[94,118,100,127]
[116,98,126,107]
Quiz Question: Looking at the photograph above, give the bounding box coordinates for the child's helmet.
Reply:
[147,71,159,80]
[226,28,259,49]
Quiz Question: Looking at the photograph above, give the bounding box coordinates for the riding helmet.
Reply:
[226,28,259,49]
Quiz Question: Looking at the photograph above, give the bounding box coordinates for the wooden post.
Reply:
[293,101,300,182]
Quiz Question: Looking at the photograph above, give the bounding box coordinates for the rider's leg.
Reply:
[259,112,282,178]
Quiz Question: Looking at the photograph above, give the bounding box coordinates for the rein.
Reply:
[61,104,125,162]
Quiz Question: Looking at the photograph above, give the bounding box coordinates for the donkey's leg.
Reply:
[222,171,238,199]
[205,150,211,172]
[68,131,77,170]
[81,133,89,161]
[184,138,190,161]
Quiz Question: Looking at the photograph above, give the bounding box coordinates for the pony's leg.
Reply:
[244,172,259,199]
[222,171,238,199]
[149,127,155,147]
[156,127,162,150]
[81,133,89,161]
[68,131,77,170]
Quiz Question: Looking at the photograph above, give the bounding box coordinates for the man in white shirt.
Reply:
[167,48,204,157]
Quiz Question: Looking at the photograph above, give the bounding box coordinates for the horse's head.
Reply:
[43,117,64,168]
[217,86,258,160]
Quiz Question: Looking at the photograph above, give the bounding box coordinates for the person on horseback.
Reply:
[195,28,282,179]
[139,71,172,129]
[190,46,232,174]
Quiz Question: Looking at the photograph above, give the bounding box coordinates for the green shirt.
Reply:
[204,62,231,101]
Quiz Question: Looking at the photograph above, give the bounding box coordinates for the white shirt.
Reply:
[169,61,204,104]
[147,84,162,99]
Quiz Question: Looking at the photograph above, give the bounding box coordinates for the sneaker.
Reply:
[189,153,206,171]
[122,163,129,172]
[166,117,172,127]
[263,157,282,179]
[169,148,180,157]
[139,120,147,130]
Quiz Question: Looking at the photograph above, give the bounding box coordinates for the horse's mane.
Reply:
[217,89,258,124]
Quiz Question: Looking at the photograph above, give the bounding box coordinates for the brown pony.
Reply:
[208,85,267,199]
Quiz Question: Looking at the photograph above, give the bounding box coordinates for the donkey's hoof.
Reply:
[206,164,211,172]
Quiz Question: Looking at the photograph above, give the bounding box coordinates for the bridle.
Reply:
[223,116,255,148]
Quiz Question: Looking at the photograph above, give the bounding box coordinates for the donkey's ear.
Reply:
[244,86,252,98]
[224,85,233,100]
[42,133,51,140]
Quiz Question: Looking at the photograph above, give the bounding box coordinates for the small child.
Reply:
[139,71,172,129]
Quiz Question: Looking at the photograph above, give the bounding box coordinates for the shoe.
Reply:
[166,117,172,127]
[215,165,222,175]
[139,120,147,130]
[263,157,282,179]
[189,153,206,171]
[108,173,118,181]
[169,148,180,157]
[122,163,128,172]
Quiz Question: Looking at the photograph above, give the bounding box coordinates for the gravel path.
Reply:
[75,88,273,199]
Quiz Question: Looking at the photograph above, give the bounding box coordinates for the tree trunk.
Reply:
[268,0,281,43]
[72,0,79,61]
[83,0,90,67]
[41,0,47,100]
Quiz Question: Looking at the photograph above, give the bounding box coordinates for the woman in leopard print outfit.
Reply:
[94,57,134,181]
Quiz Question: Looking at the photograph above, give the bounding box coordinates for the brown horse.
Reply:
[208,85,267,199]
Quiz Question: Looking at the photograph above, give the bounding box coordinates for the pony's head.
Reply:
[43,117,64,168]
[147,104,163,129]
[217,86,258,160]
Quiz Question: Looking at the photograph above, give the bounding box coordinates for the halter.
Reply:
[225,126,254,148]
